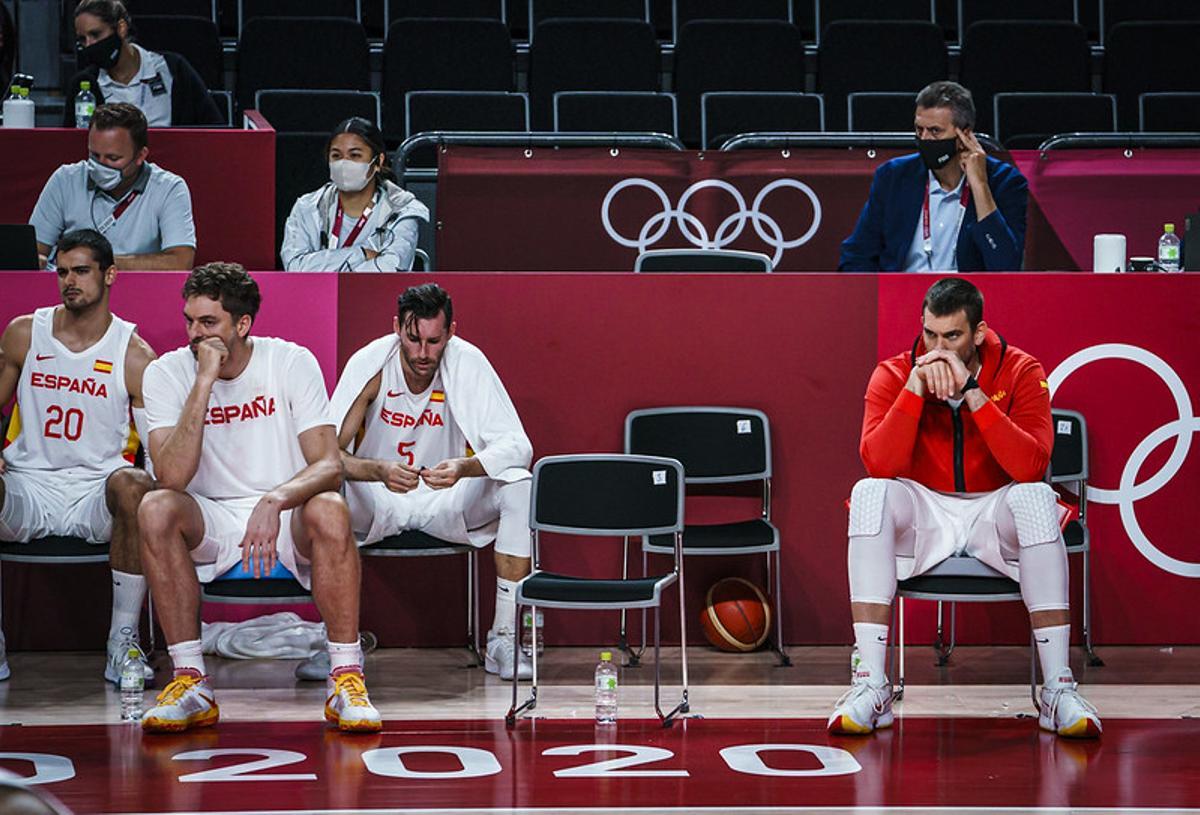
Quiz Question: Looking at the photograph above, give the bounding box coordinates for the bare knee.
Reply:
[107,467,154,518]
[301,492,352,548]
[137,489,191,546]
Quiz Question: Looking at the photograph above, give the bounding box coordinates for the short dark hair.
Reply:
[183,262,262,323]
[74,0,131,28]
[57,228,114,270]
[915,80,976,131]
[923,277,984,329]
[91,102,148,153]
[397,282,452,331]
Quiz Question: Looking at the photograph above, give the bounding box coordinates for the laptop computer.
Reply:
[0,224,40,271]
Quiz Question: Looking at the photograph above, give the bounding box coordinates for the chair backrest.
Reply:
[133,15,223,89]
[529,0,649,37]
[236,17,370,110]
[1102,0,1195,42]
[847,91,918,131]
[674,0,794,40]
[1104,22,1200,130]
[1139,92,1200,132]
[385,0,505,33]
[240,0,360,31]
[701,91,824,148]
[257,89,381,132]
[531,455,684,536]
[553,91,677,136]
[635,249,773,272]
[209,89,233,125]
[1049,408,1088,483]
[126,0,215,20]
[625,407,771,483]
[815,0,933,43]
[957,0,1076,44]
[402,90,529,165]
[993,92,1116,148]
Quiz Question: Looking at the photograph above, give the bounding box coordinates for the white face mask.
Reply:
[87,157,125,191]
[329,158,374,192]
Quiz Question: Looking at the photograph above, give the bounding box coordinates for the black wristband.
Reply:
[961,374,980,393]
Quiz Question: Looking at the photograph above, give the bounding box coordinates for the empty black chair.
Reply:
[1105,23,1200,130]
[382,18,514,144]
[236,17,370,111]
[385,0,504,33]
[635,249,773,271]
[959,20,1091,134]
[404,91,529,166]
[848,91,918,131]
[125,0,214,19]
[133,15,223,89]
[257,89,381,131]
[701,91,823,147]
[1139,92,1200,132]
[957,0,1076,44]
[674,20,805,148]
[554,91,676,135]
[240,0,360,31]
[994,92,1116,148]
[1102,0,1196,42]
[818,21,946,131]
[673,0,793,40]
[274,132,331,265]
[528,18,660,129]
[529,0,648,37]
[815,0,933,43]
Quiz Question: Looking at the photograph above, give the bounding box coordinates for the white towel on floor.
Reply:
[201,612,325,659]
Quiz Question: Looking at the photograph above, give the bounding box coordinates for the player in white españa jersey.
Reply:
[0,229,157,684]
[137,262,380,733]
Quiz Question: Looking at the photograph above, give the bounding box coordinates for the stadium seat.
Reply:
[847,91,918,131]
[815,0,934,43]
[382,19,515,146]
[239,0,360,32]
[236,17,370,111]
[404,91,529,166]
[385,0,505,35]
[209,90,233,126]
[635,249,773,272]
[553,91,677,136]
[956,0,1076,44]
[132,15,223,90]
[1101,0,1196,42]
[528,0,649,39]
[959,20,1091,134]
[274,132,332,265]
[674,19,806,148]
[624,407,790,666]
[528,18,660,130]
[818,21,946,131]
[672,0,793,41]
[1139,92,1200,132]
[1105,23,1200,130]
[701,91,824,147]
[125,0,214,20]
[506,455,690,726]
[993,92,1116,149]
[256,89,381,132]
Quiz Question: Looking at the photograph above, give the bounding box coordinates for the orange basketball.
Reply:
[700,577,771,652]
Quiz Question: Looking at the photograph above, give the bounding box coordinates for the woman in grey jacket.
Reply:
[281,117,429,272]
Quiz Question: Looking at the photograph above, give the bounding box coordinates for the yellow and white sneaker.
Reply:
[142,672,219,733]
[828,668,893,735]
[324,669,382,733]
[1039,668,1102,739]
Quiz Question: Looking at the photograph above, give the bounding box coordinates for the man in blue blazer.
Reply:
[839,81,1028,272]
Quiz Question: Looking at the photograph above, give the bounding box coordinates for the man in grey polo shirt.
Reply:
[31,102,195,271]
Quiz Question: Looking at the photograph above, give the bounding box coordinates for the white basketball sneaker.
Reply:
[828,662,894,735]
[485,631,533,681]
[1039,668,1102,738]
[324,668,383,732]
[104,627,155,685]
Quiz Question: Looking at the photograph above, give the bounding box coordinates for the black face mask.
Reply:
[77,32,122,72]
[916,136,959,172]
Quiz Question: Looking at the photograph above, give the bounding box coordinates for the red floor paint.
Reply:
[1,717,1197,813]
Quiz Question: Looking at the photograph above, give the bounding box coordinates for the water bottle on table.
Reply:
[2,85,35,129]
[594,651,618,725]
[119,647,146,722]
[1157,223,1181,272]
[75,81,96,129]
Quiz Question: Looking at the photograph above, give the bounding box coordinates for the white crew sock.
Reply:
[490,577,518,637]
[327,639,363,675]
[1034,623,1071,683]
[167,639,206,677]
[108,570,147,643]
[852,622,889,683]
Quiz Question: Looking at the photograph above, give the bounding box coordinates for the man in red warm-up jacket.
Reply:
[829,277,1100,739]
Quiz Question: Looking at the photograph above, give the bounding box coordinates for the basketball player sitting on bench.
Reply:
[0,229,156,685]
[328,283,534,681]
[830,277,1101,738]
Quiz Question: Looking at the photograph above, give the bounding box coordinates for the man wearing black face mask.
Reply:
[839,81,1028,272]
[63,0,221,128]
[30,103,196,271]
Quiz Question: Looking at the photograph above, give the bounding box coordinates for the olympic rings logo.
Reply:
[1048,343,1199,578]
[600,178,822,267]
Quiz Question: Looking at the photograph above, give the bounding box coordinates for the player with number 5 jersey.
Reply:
[0,229,158,686]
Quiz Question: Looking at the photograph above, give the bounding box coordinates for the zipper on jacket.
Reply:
[951,406,965,492]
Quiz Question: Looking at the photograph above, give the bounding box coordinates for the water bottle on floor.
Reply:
[119,647,145,722]
[75,81,96,129]
[1157,223,1181,272]
[521,609,544,657]
[594,651,618,725]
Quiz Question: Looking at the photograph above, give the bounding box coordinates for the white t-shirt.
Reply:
[355,354,467,471]
[142,336,332,500]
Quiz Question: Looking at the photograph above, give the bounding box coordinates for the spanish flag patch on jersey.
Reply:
[93,359,114,374]
[430,390,445,402]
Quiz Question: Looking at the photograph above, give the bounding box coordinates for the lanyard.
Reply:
[922,178,971,262]
[95,190,140,235]
[331,201,372,249]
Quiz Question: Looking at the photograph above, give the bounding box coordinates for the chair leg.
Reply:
[467,550,482,667]
[770,550,791,667]
[628,550,649,668]
[933,601,954,666]
[1029,629,1040,713]
[618,536,631,657]
[653,605,689,727]
[895,596,906,701]
[1082,547,1103,666]
[505,601,536,726]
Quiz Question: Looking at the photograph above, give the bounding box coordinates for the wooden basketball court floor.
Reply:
[1,644,1197,815]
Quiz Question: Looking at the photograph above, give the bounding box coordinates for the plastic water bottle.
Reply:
[1157,223,1181,272]
[2,85,35,129]
[119,647,145,722]
[594,651,618,725]
[75,81,96,129]
[521,608,544,657]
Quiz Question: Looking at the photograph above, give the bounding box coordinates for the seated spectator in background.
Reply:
[65,0,221,128]
[31,103,196,271]
[839,81,1027,273]
[281,118,429,273]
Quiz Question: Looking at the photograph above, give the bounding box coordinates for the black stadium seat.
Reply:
[404,91,529,166]
[1139,93,1200,133]
[993,92,1116,149]
[554,91,677,136]
[236,17,370,111]
[673,0,793,40]
[701,91,824,148]
[957,0,1076,44]
[257,89,381,132]
[133,15,223,89]
[529,0,648,37]
[240,0,359,31]
[848,91,918,131]
[125,0,214,19]
[1105,23,1200,130]
[815,0,932,42]
[1101,0,1198,41]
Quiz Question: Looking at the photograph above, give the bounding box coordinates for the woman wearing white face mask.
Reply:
[281,117,429,272]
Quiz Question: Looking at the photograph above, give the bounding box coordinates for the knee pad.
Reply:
[848,478,890,538]
[497,478,531,516]
[1005,482,1061,548]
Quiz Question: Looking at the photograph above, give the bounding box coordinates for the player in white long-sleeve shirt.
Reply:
[0,229,156,684]
[137,262,380,733]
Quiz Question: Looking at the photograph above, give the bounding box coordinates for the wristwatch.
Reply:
[961,375,980,393]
